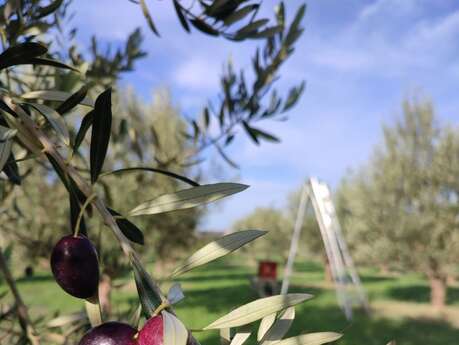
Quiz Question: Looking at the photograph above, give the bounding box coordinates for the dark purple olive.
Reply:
[78,322,137,345]
[50,235,99,299]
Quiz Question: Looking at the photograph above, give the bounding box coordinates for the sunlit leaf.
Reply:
[257,313,276,341]
[230,333,251,345]
[260,307,295,345]
[172,230,266,277]
[275,332,342,345]
[129,183,248,216]
[163,311,188,345]
[204,294,313,329]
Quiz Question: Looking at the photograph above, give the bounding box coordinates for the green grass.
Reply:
[2,259,459,345]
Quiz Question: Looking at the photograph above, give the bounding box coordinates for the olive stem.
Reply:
[74,193,98,237]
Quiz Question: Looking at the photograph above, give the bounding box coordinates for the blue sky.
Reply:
[70,0,459,231]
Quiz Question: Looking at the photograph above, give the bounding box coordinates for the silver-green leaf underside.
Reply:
[274,332,342,345]
[204,294,313,329]
[260,307,295,345]
[172,230,266,277]
[257,313,277,341]
[129,183,249,216]
[163,310,188,345]
[229,332,251,345]
[26,103,70,145]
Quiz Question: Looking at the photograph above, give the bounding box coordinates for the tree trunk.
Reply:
[428,273,447,309]
[99,273,112,316]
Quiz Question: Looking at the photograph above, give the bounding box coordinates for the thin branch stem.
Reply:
[0,245,40,345]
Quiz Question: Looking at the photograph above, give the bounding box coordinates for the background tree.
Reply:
[337,98,459,309]
[232,206,291,263]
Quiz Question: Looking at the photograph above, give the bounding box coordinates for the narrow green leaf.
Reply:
[0,125,15,171]
[100,166,199,187]
[26,103,70,145]
[140,0,160,36]
[275,333,342,345]
[0,42,47,70]
[190,18,219,36]
[173,0,190,32]
[2,153,21,185]
[235,19,269,39]
[131,254,162,317]
[128,183,248,217]
[204,294,313,329]
[108,208,144,245]
[172,230,266,277]
[21,90,95,107]
[90,89,112,184]
[57,85,89,115]
[223,5,259,26]
[24,57,79,72]
[74,110,94,153]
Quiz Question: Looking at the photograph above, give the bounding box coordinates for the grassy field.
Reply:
[3,259,459,345]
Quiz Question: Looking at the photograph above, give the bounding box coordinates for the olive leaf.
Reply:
[173,0,190,32]
[171,230,266,277]
[57,85,89,115]
[90,88,112,184]
[128,183,248,216]
[162,311,188,345]
[260,307,295,345]
[167,283,185,305]
[131,254,162,316]
[101,167,199,187]
[229,333,251,345]
[21,90,95,107]
[108,208,144,245]
[275,333,342,345]
[74,110,94,153]
[25,103,70,145]
[204,294,313,329]
[0,125,16,171]
[257,313,276,341]
[0,42,47,70]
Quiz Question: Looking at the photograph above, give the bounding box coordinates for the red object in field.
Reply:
[258,261,277,280]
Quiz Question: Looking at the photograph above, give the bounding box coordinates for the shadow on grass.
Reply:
[387,285,459,305]
[16,273,54,283]
[287,304,459,345]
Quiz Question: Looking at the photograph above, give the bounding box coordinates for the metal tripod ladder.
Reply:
[280,177,370,319]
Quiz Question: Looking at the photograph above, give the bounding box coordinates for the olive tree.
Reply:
[337,98,459,309]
